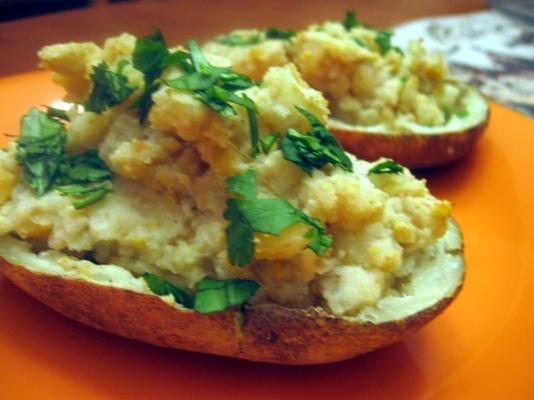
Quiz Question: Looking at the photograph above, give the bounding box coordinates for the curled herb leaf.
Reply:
[57,185,112,209]
[224,170,332,266]
[368,160,404,175]
[164,39,260,156]
[143,273,194,308]
[265,27,296,40]
[86,62,135,113]
[280,106,353,174]
[215,32,262,47]
[374,30,402,55]
[343,10,360,30]
[16,108,67,196]
[260,132,281,154]
[16,109,113,208]
[194,278,259,314]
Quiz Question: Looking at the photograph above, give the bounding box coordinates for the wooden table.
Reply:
[0,0,486,77]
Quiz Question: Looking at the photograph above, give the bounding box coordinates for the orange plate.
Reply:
[0,71,533,399]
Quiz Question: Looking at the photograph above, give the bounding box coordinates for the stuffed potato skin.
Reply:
[0,220,464,365]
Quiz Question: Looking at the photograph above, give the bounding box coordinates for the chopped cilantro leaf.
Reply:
[86,62,135,113]
[265,27,296,40]
[353,37,366,48]
[57,185,112,209]
[132,28,169,80]
[224,170,332,266]
[16,108,66,195]
[194,278,259,314]
[164,39,259,156]
[226,169,256,199]
[16,109,113,208]
[143,273,194,308]
[343,10,360,30]
[368,160,404,175]
[143,273,259,313]
[60,149,112,184]
[280,106,353,174]
[215,32,262,47]
[375,30,395,55]
[260,132,281,154]
[131,28,180,123]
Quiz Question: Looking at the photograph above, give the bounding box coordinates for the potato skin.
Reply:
[0,255,463,364]
[330,116,488,170]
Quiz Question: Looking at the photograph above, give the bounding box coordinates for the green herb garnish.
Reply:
[368,160,404,175]
[224,169,332,267]
[143,273,259,314]
[164,40,260,156]
[194,278,259,314]
[343,10,360,30]
[353,37,366,48]
[86,62,135,113]
[265,27,296,40]
[16,108,112,207]
[280,106,353,174]
[215,32,262,47]
[374,29,402,55]
[260,132,281,154]
[143,273,195,308]
[16,107,67,195]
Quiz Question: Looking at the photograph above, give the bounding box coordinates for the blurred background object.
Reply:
[395,9,534,116]
[0,0,90,21]
[487,0,534,29]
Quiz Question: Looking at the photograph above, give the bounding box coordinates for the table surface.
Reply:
[0,0,487,77]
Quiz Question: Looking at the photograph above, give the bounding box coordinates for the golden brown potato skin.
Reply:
[0,257,463,364]
[329,116,488,170]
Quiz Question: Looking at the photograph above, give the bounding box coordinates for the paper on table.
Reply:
[394,10,534,117]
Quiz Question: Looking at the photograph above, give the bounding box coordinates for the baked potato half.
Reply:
[329,86,489,169]
[0,29,465,365]
[0,219,463,365]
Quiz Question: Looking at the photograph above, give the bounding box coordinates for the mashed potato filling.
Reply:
[0,33,454,318]
[204,20,475,132]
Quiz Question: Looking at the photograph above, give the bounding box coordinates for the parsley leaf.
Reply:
[265,27,296,40]
[131,29,171,123]
[60,150,112,184]
[280,106,353,174]
[224,170,332,266]
[16,108,67,196]
[143,273,259,314]
[194,278,259,314]
[16,108,112,207]
[86,62,135,113]
[164,40,260,156]
[374,30,402,55]
[368,160,404,175]
[143,273,194,308]
[343,10,360,30]
[55,149,113,208]
[215,32,262,47]
[260,132,281,154]
[57,185,112,209]
[226,168,256,199]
